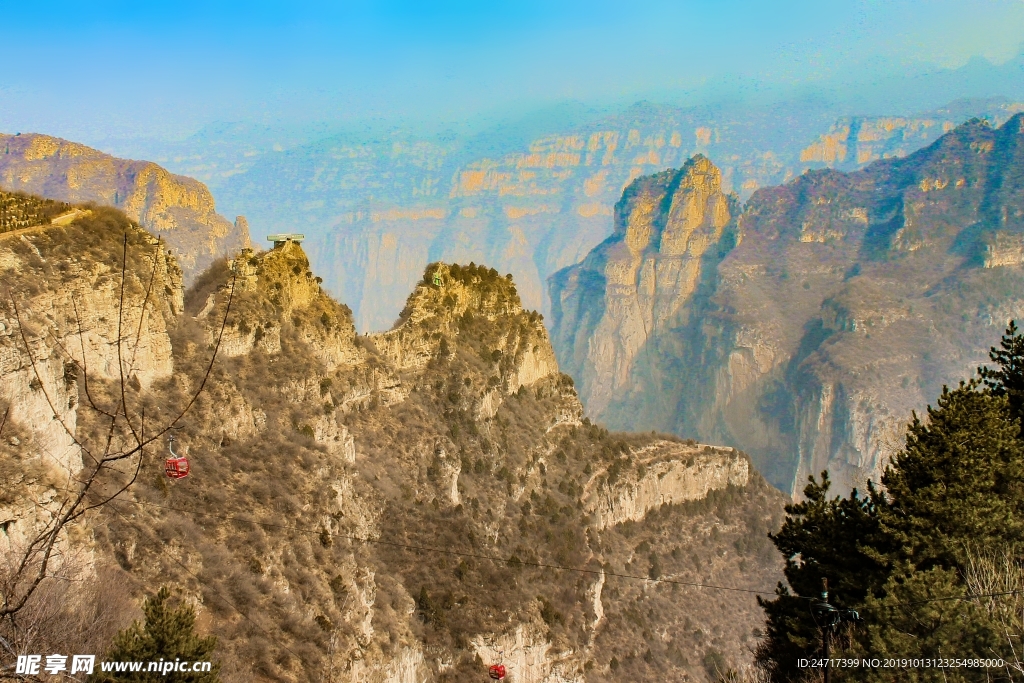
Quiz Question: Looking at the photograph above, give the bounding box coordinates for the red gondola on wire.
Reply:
[165,434,190,479]
[488,651,506,680]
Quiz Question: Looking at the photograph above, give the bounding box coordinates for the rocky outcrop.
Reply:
[983,231,1024,267]
[583,442,749,529]
[0,133,249,281]
[472,625,582,683]
[221,241,364,371]
[346,647,426,683]
[549,155,736,417]
[370,262,560,395]
[551,115,1024,496]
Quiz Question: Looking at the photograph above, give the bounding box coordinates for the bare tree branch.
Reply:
[1,232,237,630]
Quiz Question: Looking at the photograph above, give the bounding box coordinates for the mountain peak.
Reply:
[550,154,737,417]
[399,262,524,327]
[614,154,733,256]
[370,262,563,405]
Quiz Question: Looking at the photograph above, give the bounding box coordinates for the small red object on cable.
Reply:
[165,434,190,479]
[488,664,506,680]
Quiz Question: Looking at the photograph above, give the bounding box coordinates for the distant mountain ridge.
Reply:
[207,97,1023,332]
[550,113,1024,496]
[0,132,250,281]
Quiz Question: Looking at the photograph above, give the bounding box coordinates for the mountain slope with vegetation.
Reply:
[0,133,250,281]
[551,114,1024,496]
[0,200,785,682]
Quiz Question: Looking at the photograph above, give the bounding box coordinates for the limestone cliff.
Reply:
[798,100,1024,169]
[551,115,1024,496]
[583,443,749,530]
[1,205,785,682]
[550,156,737,417]
[0,206,181,562]
[0,133,249,281]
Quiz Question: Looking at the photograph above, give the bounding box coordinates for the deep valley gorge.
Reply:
[551,114,1024,495]
[4,81,1024,683]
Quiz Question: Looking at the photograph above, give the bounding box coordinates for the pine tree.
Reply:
[979,320,1024,432]
[880,382,1024,570]
[96,587,220,682]
[755,472,889,682]
[757,323,1024,681]
[851,564,1005,683]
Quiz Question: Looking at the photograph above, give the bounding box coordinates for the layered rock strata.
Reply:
[214,99,1022,331]
[551,115,1024,496]
[0,133,249,281]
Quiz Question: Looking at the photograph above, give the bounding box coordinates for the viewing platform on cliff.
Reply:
[267,233,304,248]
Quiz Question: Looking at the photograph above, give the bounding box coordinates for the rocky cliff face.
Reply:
[550,156,737,418]
[0,206,181,560]
[1,206,785,682]
[551,114,1024,496]
[209,98,1021,332]
[798,100,1024,169]
[0,133,249,281]
[583,443,749,530]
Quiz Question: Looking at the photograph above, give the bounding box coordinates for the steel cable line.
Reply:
[110,502,1024,606]
[114,498,781,597]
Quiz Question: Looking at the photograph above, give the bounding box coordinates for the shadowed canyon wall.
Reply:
[551,114,1024,496]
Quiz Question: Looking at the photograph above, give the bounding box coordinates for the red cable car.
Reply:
[165,435,190,479]
[488,652,506,681]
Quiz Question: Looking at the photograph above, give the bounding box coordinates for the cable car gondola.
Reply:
[488,651,506,680]
[164,434,190,479]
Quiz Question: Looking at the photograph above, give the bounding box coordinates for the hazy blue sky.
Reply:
[2,0,1023,142]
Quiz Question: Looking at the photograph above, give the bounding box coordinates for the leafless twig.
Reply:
[0,231,236,634]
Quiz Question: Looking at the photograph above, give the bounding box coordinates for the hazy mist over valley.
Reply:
[4,3,1024,682]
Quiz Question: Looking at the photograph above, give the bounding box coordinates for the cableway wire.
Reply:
[114,498,780,597]
[110,499,1024,607]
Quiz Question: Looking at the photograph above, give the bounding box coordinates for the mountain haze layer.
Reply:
[551,114,1024,496]
[203,99,1023,332]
